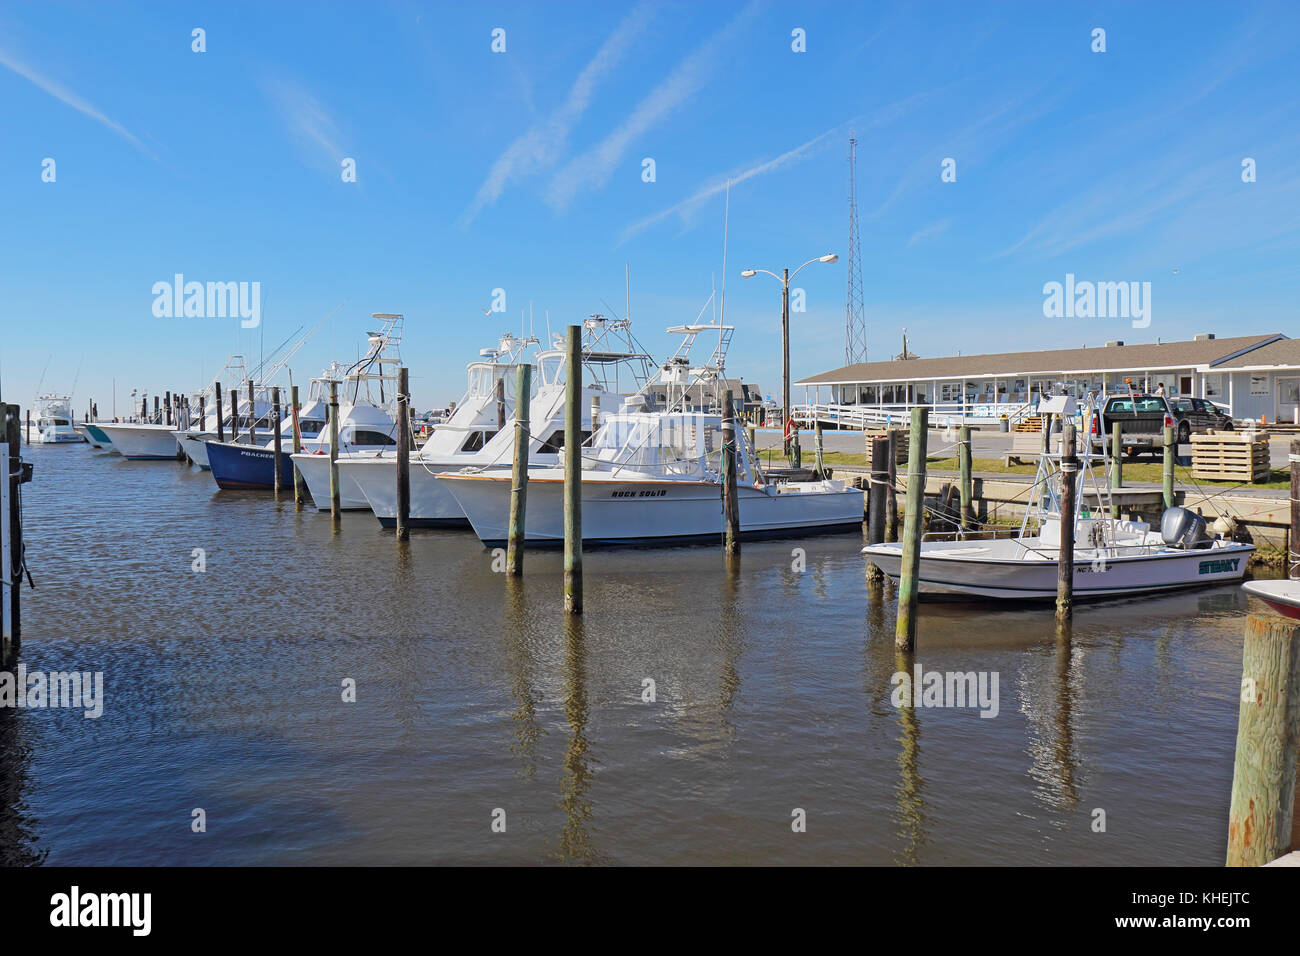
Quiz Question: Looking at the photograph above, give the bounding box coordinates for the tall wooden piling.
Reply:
[247,381,256,444]
[896,408,928,650]
[866,435,889,584]
[396,367,410,541]
[1290,440,1299,579]
[1056,425,1078,624]
[214,383,224,442]
[813,421,825,479]
[886,429,899,542]
[271,387,283,495]
[229,388,238,443]
[4,405,22,666]
[165,391,172,426]
[495,376,506,431]
[24,410,30,445]
[958,425,973,531]
[198,396,206,436]
[506,363,532,575]
[291,384,305,509]
[563,325,582,615]
[1162,424,1175,509]
[722,389,740,556]
[153,395,160,424]
[1226,614,1300,866]
[329,381,341,523]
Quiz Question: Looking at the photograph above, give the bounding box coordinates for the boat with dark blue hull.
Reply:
[206,440,295,490]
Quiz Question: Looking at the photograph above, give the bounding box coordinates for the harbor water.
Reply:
[1,441,1265,865]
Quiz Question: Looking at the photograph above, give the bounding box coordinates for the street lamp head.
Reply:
[740,269,756,278]
[819,254,839,263]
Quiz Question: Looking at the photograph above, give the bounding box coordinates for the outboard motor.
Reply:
[1160,506,1209,549]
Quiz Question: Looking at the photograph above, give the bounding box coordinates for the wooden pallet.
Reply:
[1190,430,1270,483]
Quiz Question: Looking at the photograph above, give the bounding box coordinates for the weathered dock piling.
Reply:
[1291,440,1300,578]
[291,384,305,509]
[1056,425,1078,623]
[228,389,238,443]
[1226,614,1300,866]
[271,387,283,494]
[246,381,256,443]
[396,367,410,542]
[563,325,582,615]
[329,380,341,523]
[866,435,888,584]
[1162,424,1175,509]
[214,383,224,442]
[886,429,899,542]
[24,410,30,445]
[958,425,972,531]
[813,421,824,479]
[3,404,22,667]
[722,389,740,557]
[506,363,531,575]
[896,408,928,650]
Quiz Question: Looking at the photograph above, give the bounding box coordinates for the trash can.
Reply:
[999,418,1009,432]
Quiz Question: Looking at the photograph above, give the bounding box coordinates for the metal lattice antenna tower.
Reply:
[844,135,867,365]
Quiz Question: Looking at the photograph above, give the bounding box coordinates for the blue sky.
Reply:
[1,1,1296,412]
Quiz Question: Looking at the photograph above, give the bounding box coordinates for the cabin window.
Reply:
[348,430,397,446]
[460,430,499,452]
[299,419,326,436]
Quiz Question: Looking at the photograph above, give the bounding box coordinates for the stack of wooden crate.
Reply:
[1189,429,1270,483]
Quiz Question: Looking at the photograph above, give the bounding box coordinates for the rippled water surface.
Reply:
[0,441,1267,864]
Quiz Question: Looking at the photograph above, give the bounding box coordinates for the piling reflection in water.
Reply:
[557,613,596,863]
[502,577,543,780]
[892,646,927,866]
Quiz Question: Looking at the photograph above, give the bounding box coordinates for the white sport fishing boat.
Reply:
[95,412,183,460]
[283,316,405,507]
[440,323,863,546]
[342,315,653,526]
[861,395,1254,599]
[32,395,84,443]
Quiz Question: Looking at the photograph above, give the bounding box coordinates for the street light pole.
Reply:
[781,268,790,455]
[741,254,838,457]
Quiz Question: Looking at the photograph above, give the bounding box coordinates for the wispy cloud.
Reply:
[0,46,153,157]
[464,2,655,222]
[619,91,935,244]
[545,1,761,211]
[262,75,347,170]
[906,219,950,247]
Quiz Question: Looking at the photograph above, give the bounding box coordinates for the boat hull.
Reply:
[40,424,86,443]
[1242,580,1300,619]
[341,456,470,526]
[862,538,1254,600]
[441,473,864,546]
[292,453,371,511]
[206,440,293,490]
[94,423,182,460]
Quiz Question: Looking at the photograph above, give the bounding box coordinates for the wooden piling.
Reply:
[329,380,341,523]
[1162,424,1175,509]
[722,389,740,556]
[291,384,305,509]
[866,435,888,584]
[396,367,410,541]
[896,407,928,650]
[1226,614,1300,866]
[24,410,30,445]
[271,386,283,495]
[229,387,238,444]
[506,363,531,575]
[198,396,206,436]
[247,381,256,444]
[886,429,899,542]
[813,421,824,479]
[4,405,21,666]
[153,395,159,424]
[1290,441,1299,579]
[214,383,224,442]
[165,391,172,426]
[1056,424,1078,624]
[563,325,582,615]
[791,431,802,470]
[495,376,506,432]
[958,424,973,531]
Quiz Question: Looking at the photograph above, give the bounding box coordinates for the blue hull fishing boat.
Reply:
[206,440,295,490]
